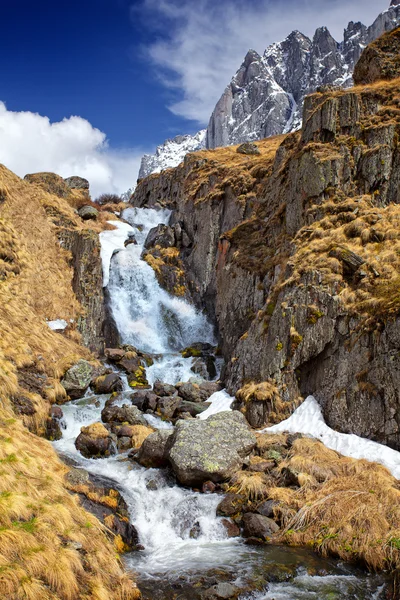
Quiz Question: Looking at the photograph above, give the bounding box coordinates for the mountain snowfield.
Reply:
[137,0,400,181]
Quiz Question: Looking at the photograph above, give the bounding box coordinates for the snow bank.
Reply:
[198,390,234,420]
[266,396,400,479]
[47,319,68,331]
[99,220,134,287]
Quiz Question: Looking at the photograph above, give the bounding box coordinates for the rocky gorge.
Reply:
[2,20,400,600]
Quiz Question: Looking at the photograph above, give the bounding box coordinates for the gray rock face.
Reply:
[144,224,175,249]
[166,411,256,486]
[206,4,400,149]
[61,359,94,399]
[137,429,173,468]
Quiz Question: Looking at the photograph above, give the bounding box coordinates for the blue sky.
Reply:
[0,0,391,195]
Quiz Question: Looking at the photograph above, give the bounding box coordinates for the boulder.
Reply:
[105,348,126,362]
[24,172,70,198]
[119,355,149,388]
[157,396,182,419]
[216,493,246,517]
[236,142,261,156]
[64,176,90,191]
[136,429,174,468]
[203,583,240,599]
[175,382,209,403]
[176,400,210,417]
[166,411,257,486]
[101,404,147,427]
[75,422,115,459]
[144,224,175,249]
[92,373,123,394]
[78,205,99,220]
[61,360,94,399]
[221,519,240,538]
[242,513,279,540]
[153,381,177,397]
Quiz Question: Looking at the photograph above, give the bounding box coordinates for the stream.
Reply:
[54,207,390,599]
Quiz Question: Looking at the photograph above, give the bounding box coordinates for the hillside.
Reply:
[0,167,140,599]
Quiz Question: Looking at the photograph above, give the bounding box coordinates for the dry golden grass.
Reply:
[228,471,272,502]
[0,164,141,598]
[255,436,400,571]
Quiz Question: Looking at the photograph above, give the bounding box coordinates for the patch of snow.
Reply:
[99,220,134,287]
[198,390,234,420]
[139,130,206,179]
[266,396,400,479]
[47,319,68,331]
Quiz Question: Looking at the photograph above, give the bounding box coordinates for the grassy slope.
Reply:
[0,165,140,599]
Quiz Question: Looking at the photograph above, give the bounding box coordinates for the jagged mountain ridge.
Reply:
[138,1,400,179]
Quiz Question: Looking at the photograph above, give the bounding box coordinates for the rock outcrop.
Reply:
[166,411,256,486]
[132,28,400,451]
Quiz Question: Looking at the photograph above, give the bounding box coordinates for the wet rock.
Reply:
[203,582,240,599]
[144,224,175,249]
[75,422,116,459]
[119,355,149,388]
[221,519,240,538]
[157,396,182,419]
[101,404,147,427]
[78,205,98,220]
[176,400,210,417]
[166,412,256,486]
[104,347,126,362]
[130,390,149,411]
[46,404,64,441]
[202,481,217,494]
[256,500,279,518]
[153,381,177,397]
[175,382,209,403]
[136,429,174,468]
[242,513,279,540]
[61,359,94,399]
[216,493,246,517]
[93,373,123,394]
[117,436,132,451]
[189,521,201,539]
[236,142,260,156]
[199,381,222,397]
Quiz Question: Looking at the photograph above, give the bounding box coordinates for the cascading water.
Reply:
[54,208,389,599]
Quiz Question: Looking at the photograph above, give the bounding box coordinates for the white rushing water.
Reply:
[54,207,386,597]
[266,396,400,479]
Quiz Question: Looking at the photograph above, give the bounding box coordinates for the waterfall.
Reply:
[54,208,387,598]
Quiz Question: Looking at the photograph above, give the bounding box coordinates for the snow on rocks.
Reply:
[266,396,400,479]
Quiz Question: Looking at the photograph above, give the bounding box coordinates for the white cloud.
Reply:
[0,102,144,198]
[140,0,391,124]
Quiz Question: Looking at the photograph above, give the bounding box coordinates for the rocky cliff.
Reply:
[138,1,400,182]
[132,27,400,451]
[206,1,400,148]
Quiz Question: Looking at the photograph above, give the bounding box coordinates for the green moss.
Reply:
[266,302,275,316]
[181,346,202,358]
[276,342,283,351]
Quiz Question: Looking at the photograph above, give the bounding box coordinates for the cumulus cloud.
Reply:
[140,0,390,124]
[0,102,144,197]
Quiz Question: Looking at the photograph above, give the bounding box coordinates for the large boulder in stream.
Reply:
[136,429,173,468]
[166,411,256,486]
[101,404,147,427]
[61,359,94,399]
[75,422,116,459]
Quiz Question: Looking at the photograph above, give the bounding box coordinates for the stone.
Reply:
[166,411,256,486]
[61,360,94,399]
[248,460,275,473]
[65,467,90,487]
[105,348,126,362]
[176,400,210,417]
[221,519,240,538]
[64,176,90,191]
[256,500,278,518]
[10,394,35,416]
[153,381,177,397]
[78,205,99,220]
[92,373,123,394]
[75,422,115,459]
[175,382,209,403]
[130,390,150,411]
[236,142,261,156]
[203,582,240,599]
[24,172,70,198]
[136,429,174,468]
[157,396,182,419]
[242,513,279,540]
[216,493,246,517]
[144,224,175,249]
[101,404,147,427]
[202,481,217,494]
